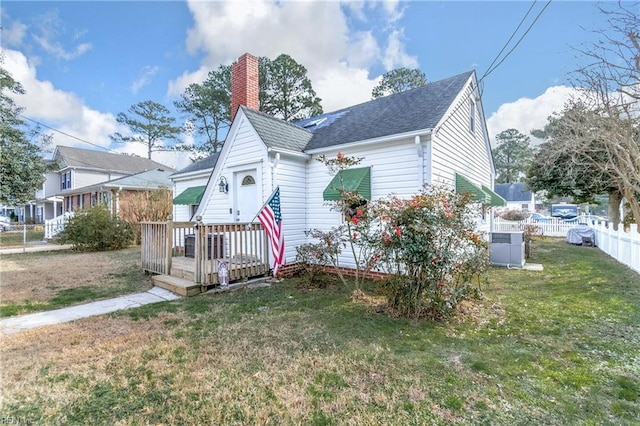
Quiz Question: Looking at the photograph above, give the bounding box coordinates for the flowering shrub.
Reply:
[310,152,489,320]
[312,153,379,290]
[373,186,488,320]
[295,228,343,286]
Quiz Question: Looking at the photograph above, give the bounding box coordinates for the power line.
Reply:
[438,0,552,131]
[20,114,116,153]
[481,0,553,82]
[481,0,539,82]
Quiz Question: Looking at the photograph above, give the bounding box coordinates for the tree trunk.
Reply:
[608,190,622,230]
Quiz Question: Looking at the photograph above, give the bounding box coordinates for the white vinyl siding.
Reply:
[172,175,210,222]
[199,116,269,224]
[306,139,420,268]
[273,156,307,264]
[431,80,492,190]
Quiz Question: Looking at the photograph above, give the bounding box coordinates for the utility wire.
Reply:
[438,0,553,130]
[20,114,116,153]
[481,0,553,81]
[481,0,539,82]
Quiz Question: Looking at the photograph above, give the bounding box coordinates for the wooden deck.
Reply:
[142,221,271,297]
[152,255,270,296]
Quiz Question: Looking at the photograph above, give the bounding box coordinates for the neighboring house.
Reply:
[53,146,170,213]
[171,153,220,221]
[494,183,535,214]
[13,161,62,224]
[68,168,175,221]
[171,52,504,272]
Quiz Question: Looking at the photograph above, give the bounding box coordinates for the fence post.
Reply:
[166,215,173,275]
[22,223,27,253]
[195,215,203,285]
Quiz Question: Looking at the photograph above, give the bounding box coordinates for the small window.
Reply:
[469,100,476,134]
[241,176,255,186]
[345,199,368,223]
[189,204,199,218]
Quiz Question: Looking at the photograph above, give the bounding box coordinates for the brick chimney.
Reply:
[231,53,259,120]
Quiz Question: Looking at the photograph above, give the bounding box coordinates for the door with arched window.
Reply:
[235,171,258,222]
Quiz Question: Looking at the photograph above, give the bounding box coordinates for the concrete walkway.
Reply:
[0,243,73,255]
[0,287,181,334]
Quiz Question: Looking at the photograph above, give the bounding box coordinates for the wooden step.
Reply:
[169,266,195,281]
[152,274,202,297]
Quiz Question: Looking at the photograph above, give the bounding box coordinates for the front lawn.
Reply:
[0,248,153,317]
[1,239,638,424]
[0,228,46,248]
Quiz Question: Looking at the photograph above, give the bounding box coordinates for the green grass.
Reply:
[0,229,46,247]
[0,248,153,317]
[2,238,639,425]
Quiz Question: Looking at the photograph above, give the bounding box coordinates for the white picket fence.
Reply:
[590,222,640,274]
[493,217,640,274]
[494,217,575,237]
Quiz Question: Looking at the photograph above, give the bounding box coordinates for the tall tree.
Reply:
[174,65,231,157]
[492,129,534,183]
[371,68,427,99]
[0,64,49,205]
[259,54,323,121]
[528,103,619,205]
[111,100,183,160]
[530,2,639,227]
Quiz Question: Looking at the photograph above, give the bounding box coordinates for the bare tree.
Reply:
[530,2,639,229]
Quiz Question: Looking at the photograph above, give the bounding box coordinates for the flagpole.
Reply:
[248,186,280,224]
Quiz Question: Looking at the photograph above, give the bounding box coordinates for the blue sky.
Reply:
[1,1,621,169]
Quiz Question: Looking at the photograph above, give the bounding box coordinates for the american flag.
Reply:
[257,187,285,276]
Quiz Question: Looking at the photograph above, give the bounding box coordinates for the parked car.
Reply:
[0,216,11,232]
[564,215,607,225]
[529,212,552,222]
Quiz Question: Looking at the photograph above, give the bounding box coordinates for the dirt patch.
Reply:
[0,248,150,304]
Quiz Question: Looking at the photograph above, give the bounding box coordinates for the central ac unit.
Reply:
[489,231,525,268]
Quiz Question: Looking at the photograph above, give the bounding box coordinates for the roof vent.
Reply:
[303,117,326,128]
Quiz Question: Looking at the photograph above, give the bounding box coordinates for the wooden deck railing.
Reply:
[141,217,269,285]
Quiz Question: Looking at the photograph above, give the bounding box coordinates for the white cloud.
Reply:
[169,0,416,112]
[1,19,28,48]
[382,29,418,71]
[486,86,580,146]
[4,49,116,149]
[131,65,160,94]
[32,9,92,61]
[315,64,379,112]
[167,66,210,98]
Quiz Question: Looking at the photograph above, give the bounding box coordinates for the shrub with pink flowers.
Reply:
[309,152,489,319]
[372,186,489,320]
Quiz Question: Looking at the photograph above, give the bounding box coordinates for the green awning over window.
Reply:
[173,185,206,205]
[455,173,491,204]
[323,167,371,201]
[481,184,507,207]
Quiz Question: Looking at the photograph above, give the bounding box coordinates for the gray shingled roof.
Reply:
[172,152,221,176]
[55,146,170,173]
[299,71,474,151]
[241,106,313,151]
[494,183,533,202]
[71,168,174,193]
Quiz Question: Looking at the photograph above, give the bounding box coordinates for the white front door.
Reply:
[235,170,259,222]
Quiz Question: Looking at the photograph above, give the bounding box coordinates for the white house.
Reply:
[171,53,504,272]
[494,183,536,214]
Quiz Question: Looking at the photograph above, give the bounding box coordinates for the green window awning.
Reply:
[455,173,491,204]
[323,167,371,201]
[173,185,206,205]
[481,184,507,207]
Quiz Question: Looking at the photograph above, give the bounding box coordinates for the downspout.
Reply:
[270,152,280,190]
[415,135,424,190]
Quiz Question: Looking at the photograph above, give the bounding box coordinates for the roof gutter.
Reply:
[304,128,433,155]
[267,147,311,159]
